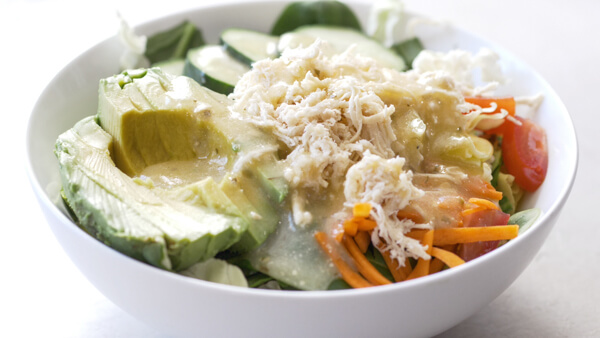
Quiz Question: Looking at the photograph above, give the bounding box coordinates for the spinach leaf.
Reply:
[145,20,205,64]
[271,1,362,35]
[391,37,424,70]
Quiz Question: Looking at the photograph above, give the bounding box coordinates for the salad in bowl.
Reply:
[54,0,548,291]
[27,0,576,336]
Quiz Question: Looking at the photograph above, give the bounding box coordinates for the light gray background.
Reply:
[1,0,597,336]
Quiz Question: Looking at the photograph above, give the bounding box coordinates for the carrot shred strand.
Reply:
[343,219,358,236]
[314,232,372,288]
[464,97,516,116]
[461,206,486,217]
[484,182,504,201]
[397,209,425,223]
[322,196,518,288]
[334,231,344,243]
[433,225,519,246]
[406,230,434,280]
[376,242,410,282]
[356,218,377,231]
[400,257,413,278]
[466,178,503,201]
[405,229,428,241]
[343,236,392,286]
[354,231,371,253]
[428,258,446,274]
[431,247,465,268]
[468,198,500,210]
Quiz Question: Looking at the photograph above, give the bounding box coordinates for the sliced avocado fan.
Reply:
[56,116,247,270]
[56,68,288,271]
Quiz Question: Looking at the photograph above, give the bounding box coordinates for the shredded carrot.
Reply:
[433,225,519,246]
[407,226,518,245]
[399,257,413,278]
[464,97,516,135]
[343,236,392,286]
[461,206,486,217]
[375,242,411,282]
[431,247,465,268]
[405,229,429,241]
[464,97,516,116]
[344,203,377,236]
[406,230,434,280]
[430,242,459,273]
[429,258,445,274]
[397,208,425,223]
[483,182,504,201]
[356,218,377,231]
[383,252,408,282]
[465,179,503,201]
[354,231,371,253]
[353,203,372,218]
[334,230,344,243]
[343,219,358,236]
[314,232,372,288]
[468,198,500,210]
[329,196,514,287]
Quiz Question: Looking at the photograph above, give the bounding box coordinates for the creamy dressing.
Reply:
[137,156,229,189]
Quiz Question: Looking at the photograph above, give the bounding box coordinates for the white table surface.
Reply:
[1,0,598,337]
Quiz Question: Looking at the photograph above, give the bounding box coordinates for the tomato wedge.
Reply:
[458,209,510,262]
[501,116,548,192]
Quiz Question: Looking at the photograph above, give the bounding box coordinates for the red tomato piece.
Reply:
[501,116,548,192]
[458,209,510,262]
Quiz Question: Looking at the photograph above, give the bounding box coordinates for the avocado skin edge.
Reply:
[58,164,170,270]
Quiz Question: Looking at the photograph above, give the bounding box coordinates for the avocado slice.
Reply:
[56,116,169,269]
[58,69,288,271]
[97,68,237,177]
[219,170,281,253]
[97,68,288,253]
[98,68,286,180]
[165,172,281,254]
[56,116,248,271]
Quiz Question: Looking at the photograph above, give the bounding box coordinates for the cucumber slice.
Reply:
[152,59,185,76]
[221,28,279,66]
[278,25,407,71]
[183,45,250,94]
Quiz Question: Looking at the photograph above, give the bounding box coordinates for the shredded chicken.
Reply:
[344,152,431,262]
[230,40,399,194]
[228,40,498,261]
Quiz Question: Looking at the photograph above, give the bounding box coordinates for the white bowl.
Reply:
[25,1,578,337]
